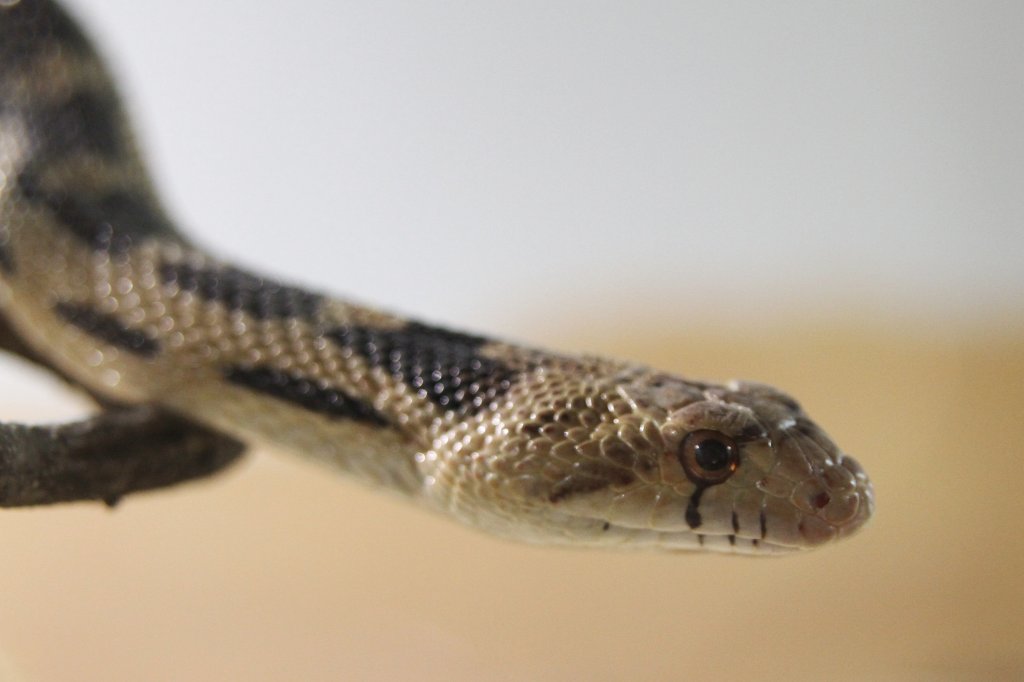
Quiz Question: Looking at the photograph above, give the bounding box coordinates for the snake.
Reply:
[0,0,873,554]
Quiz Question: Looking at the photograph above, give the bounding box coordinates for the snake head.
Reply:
[432,361,874,554]
[662,377,874,553]
[561,370,874,553]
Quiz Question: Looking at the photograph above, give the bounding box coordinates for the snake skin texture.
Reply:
[0,0,873,553]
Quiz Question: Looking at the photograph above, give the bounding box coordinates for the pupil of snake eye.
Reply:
[694,438,730,471]
[678,430,738,484]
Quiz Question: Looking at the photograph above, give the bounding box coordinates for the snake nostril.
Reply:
[811,491,831,510]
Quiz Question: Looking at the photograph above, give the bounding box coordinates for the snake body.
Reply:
[0,0,872,553]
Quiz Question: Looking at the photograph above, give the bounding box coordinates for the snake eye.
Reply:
[678,430,739,484]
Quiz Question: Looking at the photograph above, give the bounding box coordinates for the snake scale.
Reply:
[0,0,872,554]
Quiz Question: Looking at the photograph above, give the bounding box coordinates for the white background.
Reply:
[55,0,1024,338]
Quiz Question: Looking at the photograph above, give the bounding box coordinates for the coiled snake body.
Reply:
[0,0,873,553]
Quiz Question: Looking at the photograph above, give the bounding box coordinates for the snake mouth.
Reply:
[589,519,804,554]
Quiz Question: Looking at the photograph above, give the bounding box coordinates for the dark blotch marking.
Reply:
[0,0,92,74]
[160,262,322,320]
[54,301,158,357]
[728,534,736,546]
[685,483,707,529]
[32,90,123,160]
[759,507,768,540]
[224,366,389,427]
[329,322,517,415]
[18,176,177,252]
[697,534,705,546]
[602,521,611,532]
[812,491,831,510]
[731,510,740,534]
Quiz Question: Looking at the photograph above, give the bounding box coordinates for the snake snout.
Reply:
[793,452,874,545]
[834,453,875,536]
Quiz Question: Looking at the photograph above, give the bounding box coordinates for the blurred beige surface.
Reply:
[0,318,1021,681]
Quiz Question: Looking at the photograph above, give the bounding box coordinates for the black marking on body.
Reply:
[54,301,159,357]
[684,484,706,529]
[31,90,123,161]
[759,507,768,540]
[18,176,177,252]
[0,0,92,75]
[728,534,736,546]
[160,262,323,320]
[329,322,517,415]
[224,366,389,427]
[731,510,740,534]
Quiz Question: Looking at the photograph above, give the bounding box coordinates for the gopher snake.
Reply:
[0,0,873,553]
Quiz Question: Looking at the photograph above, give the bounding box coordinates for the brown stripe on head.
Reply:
[547,467,635,504]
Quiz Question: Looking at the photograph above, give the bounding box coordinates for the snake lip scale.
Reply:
[0,0,874,554]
